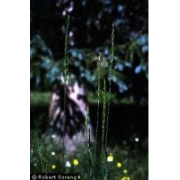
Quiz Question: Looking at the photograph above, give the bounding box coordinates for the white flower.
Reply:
[107,154,114,162]
[51,152,56,156]
[135,137,139,142]
[65,161,71,168]
[51,134,56,139]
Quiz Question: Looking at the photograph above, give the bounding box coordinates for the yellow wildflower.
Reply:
[117,162,122,168]
[107,154,114,162]
[51,164,56,170]
[123,169,128,174]
[73,159,79,166]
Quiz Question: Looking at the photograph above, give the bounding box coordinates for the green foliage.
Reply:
[30,35,61,89]
[30,0,148,105]
[31,36,148,104]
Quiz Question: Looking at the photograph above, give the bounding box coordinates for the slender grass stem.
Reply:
[101,79,108,179]
[62,15,70,173]
[105,23,115,149]
[37,138,48,173]
[95,53,102,154]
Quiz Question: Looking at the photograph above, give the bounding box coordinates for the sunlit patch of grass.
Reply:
[30,91,51,107]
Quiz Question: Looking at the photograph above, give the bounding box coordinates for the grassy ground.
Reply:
[31,131,148,180]
[30,91,135,107]
[30,92,148,180]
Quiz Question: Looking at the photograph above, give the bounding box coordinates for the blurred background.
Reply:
[30,0,148,179]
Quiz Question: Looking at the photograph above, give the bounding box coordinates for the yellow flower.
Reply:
[121,177,126,180]
[107,154,114,162]
[51,164,56,170]
[117,162,122,168]
[73,159,79,166]
[123,169,128,174]
[78,175,81,179]
[122,176,130,180]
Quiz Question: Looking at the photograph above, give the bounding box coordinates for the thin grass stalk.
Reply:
[37,138,48,173]
[95,53,102,155]
[101,79,108,180]
[105,23,115,148]
[62,15,70,172]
